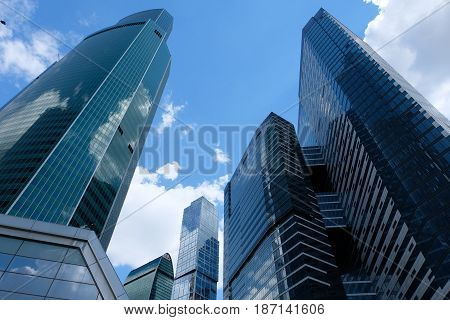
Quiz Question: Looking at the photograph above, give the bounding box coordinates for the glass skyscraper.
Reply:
[224,113,345,300]
[124,253,174,300]
[224,8,449,300]
[297,8,449,299]
[0,9,172,249]
[172,197,219,300]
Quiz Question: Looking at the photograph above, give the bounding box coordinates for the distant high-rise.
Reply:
[224,113,345,300]
[0,9,173,249]
[124,253,174,300]
[172,197,219,300]
[297,8,449,299]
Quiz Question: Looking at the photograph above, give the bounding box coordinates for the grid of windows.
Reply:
[172,197,219,300]
[123,253,174,300]
[0,235,99,300]
[0,10,173,250]
[224,113,345,300]
[298,8,449,299]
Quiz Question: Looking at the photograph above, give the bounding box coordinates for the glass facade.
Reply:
[0,9,173,249]
[0,214,127,300]
[124,253,174,300]
[297,9,449,299]
[224,113,345,300]
[172,197,219,300]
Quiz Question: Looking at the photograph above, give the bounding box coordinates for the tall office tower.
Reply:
[124,253,174,300]
[223,113,345,300]
[172,197,219,300]
[0,10,172,249]
[298,8,449,299]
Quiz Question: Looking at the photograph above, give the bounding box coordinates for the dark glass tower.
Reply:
[0,9,172,249]
[172,197,219,300]
[298,8,449,299]
[224,113,345,300]
[124,253,174,300]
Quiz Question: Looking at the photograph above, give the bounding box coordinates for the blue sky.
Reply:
[2,0,448,300]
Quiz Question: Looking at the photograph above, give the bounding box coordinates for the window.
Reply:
[7,256,60,278]
[0,236,23,255]
[128,144,134,154]
[0,272,52,296]
[154,29,162,38]
[47,280,98,300]
[0,290,41,300]
[63,248,86,266]
[17,241,68,262]
[56,264,94,284]
[118,125,124,135]
[0,253,13,271]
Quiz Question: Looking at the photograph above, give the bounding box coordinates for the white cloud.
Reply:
[157,100,184,133]
[107,166,229,273]
[214,148,231,164]
[364,0,450,119]
[156,161,181,180]
[0,0,63,81]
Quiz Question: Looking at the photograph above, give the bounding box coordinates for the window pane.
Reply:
[0,253,13,271]
[0,236,23,255]
[47,280,98,300]
[17,241,68,262]
[56,264,93,284]
[63,248,86,266]
[0,272,52,296]
[7,256,60,278]
[0,290,41,300]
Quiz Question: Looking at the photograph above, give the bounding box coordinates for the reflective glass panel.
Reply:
[17,241,68,262]
[0,272,52,296]
[56,264,93,284]
[7,256,60,278]
[0,236,23,255]
[0,253,13,271]
[47,280,98,300]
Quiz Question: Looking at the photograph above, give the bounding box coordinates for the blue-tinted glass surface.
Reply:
[297,8,450,299]
[7,256,60,278]
[0,236,23,255]
[0,253,13,271]
[56,264,93,284]
[172,197,219,300]
[0,235,109,300]
[0,10,173,252]
[224,113,345,300]
[124,253,174,300]
[17,241,68,262]
[47,280,98,300]
[0,272,52,296]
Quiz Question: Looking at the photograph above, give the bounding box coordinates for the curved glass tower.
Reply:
[0,9,172,249]
[124,253,174,300]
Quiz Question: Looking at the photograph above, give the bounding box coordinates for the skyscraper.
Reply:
[297,8,449,299]
[224,113,345,300]
[172,197,219,300]
[124,253,174,300]
[0,9,173,249]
